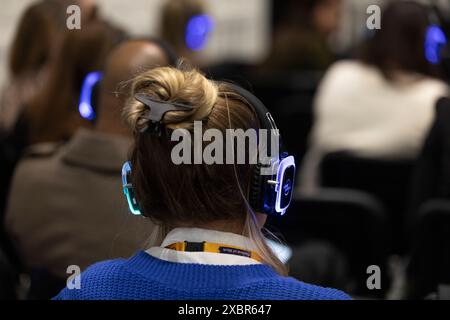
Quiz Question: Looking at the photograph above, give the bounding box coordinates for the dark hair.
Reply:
[8,0,66,77]
[360,1,436,79]
[26,21,118,144]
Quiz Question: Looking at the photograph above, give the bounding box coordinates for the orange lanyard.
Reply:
[165,241,263,263]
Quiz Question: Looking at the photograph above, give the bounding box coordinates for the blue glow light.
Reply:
[121,161,142,216]
[185,14,214,51]
[78,71,102,121]
[275,156,295,216]
[425,25,448,65]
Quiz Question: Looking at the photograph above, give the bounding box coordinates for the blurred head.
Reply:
[26,21,119,144]
[123,66,286,274]
[160,0,205,55]
[96,40,173,135]
[8,0,67,78]
[311,0,342,35]
[360,1,436,78]
[273,0,342,35]
[76,0,98,21]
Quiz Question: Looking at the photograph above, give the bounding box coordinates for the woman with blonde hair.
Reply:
[55,66,350,300]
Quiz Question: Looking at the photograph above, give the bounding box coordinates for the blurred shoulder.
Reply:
[16,142,62,171]
[23,142,62,158]
[11,142,63,187]
[318,60,376,93]
[324,60,372,79]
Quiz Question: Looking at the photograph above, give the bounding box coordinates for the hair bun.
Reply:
[124,66,218,132]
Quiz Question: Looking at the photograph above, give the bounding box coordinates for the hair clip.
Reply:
[135,93,194,136]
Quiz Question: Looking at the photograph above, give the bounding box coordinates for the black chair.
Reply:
[320,151,415,253]
[406,200,450,299]
[251,71,322,163]
[27,269,66,300]
[0,247,18,300]
[267,188,389,297]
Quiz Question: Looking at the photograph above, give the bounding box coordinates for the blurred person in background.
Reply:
[263,0,342,72]
[0,0,101,136]
[22,21,118,146]
[160,0,208,64]
[0,20,122,275]
[0,0,66,134]
[5,38,171,300]
[0,0,70,298]
[2,20,122,167]
[299,1,449,192]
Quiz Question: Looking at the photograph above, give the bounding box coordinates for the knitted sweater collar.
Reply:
[123,251,280,290]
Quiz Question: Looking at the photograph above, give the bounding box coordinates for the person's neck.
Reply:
[173,220,246,236]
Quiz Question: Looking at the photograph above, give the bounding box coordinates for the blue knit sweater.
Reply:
[54,251,351,300]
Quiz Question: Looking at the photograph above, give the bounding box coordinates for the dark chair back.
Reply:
[267,188,389,297]
[406,200,450,299]
[320,151,415,252]
[0,247,18,300]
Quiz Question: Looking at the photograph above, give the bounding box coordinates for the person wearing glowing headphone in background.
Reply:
[299,1,450,193]
[160,0,214,66]
[54,65,351,300]
[5,39,171,299]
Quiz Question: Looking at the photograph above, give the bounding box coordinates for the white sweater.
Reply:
[299,60,449,192]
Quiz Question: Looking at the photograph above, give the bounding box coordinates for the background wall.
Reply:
[0,0,270,87]
[2,0,449,87]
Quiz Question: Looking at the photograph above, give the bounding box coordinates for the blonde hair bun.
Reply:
[124,66,218,132]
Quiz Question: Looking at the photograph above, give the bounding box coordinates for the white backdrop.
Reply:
[2,0,449,87]
[0,0,270,87]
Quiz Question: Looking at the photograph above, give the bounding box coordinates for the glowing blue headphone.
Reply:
[185,14,214,51]
[425,24,448,65]
[121,83,296,217]
[121,161,141,215]
[78,71,103,121]
[425,5,448,65]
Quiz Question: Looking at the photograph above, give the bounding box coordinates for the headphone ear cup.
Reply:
[248,164,263,211]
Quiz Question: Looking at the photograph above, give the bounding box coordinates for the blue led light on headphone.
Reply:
[425,24,448,65]
[185,14,214,51]
[79,71,103,121]
[122,161,142,216]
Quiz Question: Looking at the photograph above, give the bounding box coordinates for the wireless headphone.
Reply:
[79,71,102,121]
[78,38,179,122]
[185,14,214,51]
[122,83,296,217]
[425,4,449,65]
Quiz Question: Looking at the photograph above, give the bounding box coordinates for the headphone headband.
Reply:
[221,82,277,131]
